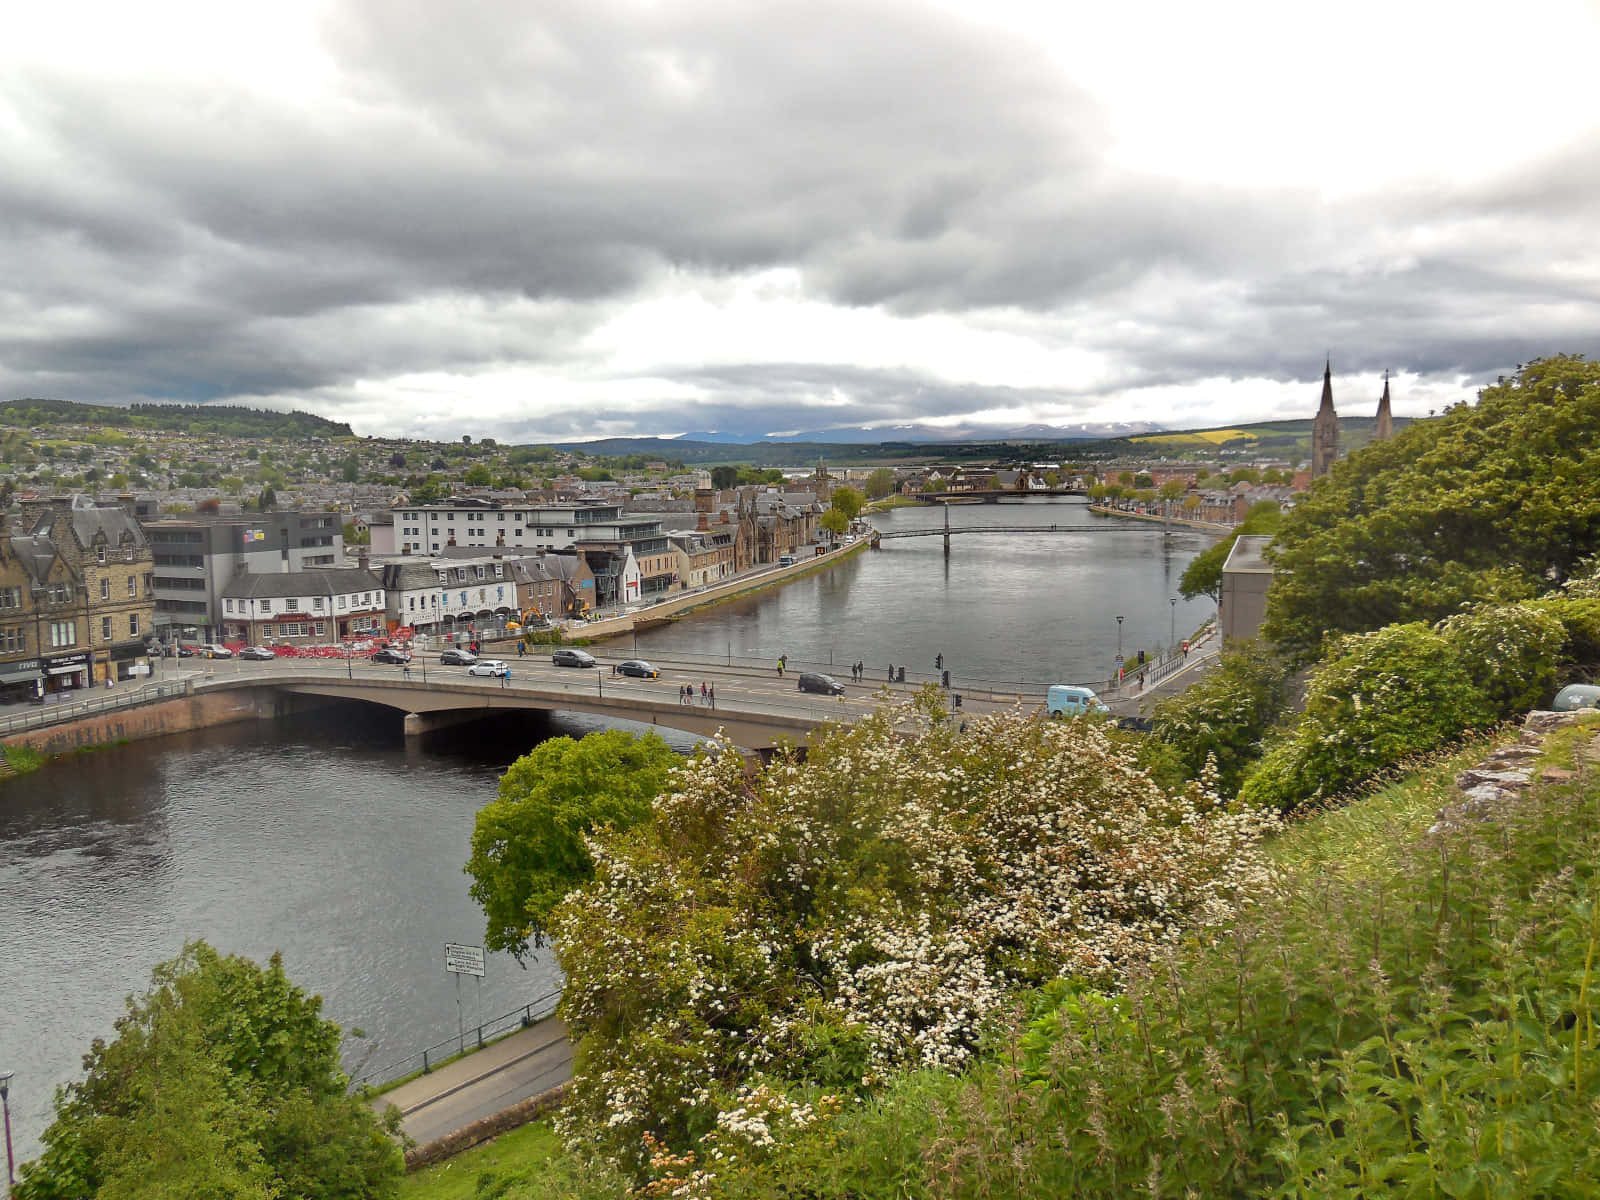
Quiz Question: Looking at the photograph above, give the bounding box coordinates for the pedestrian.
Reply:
[887,663,894,681]
[1182,640,1190,658]
[1136,670,1145,692]
[700,681,708,703]
[708,684,715,709]
[517,640,526,657]
[612,662,618,674]
[403,664,412,681]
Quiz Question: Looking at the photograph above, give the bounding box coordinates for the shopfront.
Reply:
[0,658,43,704]
[43,651,91,695]
[110,641,151,682]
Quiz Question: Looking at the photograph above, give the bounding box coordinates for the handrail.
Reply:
[0,678,190,736]
[349,985,566,1088]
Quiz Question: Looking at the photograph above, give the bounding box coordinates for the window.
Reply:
[97,545,107,564]
[226,599,234,613]
[261,600,273,613]
[102,617,112,641]
[286,599,299,612]
[101,578,111,601]
[475,566,485,580]
[50,621,76,648]
[313,597,325,611]
[129,614,139,637]
[337,596,346,610]
[127,576,137,597]
[0,626,23,653]
[0,586,20,610]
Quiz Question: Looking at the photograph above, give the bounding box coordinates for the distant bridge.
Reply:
[873,524,1174,541]
[916,489,1090,504]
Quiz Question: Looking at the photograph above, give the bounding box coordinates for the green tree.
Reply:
[1263,356,1600,662]
[340,453,360,483]
[464,464,493,486]
[17,943,402,1200]
[863,468,897,499]
[257,486,277,511]
[710,465,739,489]
[830,485,865,522]
[820,508,849,541]
[466,730,679,960]
[1179,502,1282,604]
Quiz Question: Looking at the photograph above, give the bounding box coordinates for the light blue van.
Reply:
[1046,685,1110,718]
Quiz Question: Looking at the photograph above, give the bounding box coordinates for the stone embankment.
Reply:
[1430,708,1599,835]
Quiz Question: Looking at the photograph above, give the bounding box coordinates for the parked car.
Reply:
[552,648,598,668]
[195,643,233,659]
[1046,685,1109,717]
[467,659,510,677]
[370,647,412,665]
[439,647,477,666]
[616,659,660,679]
[238,646,276,661]
[797,671,845,696]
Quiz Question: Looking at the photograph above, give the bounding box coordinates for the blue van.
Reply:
[1046,685,1110,718]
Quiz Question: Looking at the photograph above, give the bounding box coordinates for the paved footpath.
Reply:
[369,1016,572,1149]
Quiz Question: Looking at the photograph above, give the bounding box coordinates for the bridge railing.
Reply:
[349,985,566,1090]
[0,678,190,736]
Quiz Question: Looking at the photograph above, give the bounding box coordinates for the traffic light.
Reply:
[935,653,943,670]
[941,669,950,688]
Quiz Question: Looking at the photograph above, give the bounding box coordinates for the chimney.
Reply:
[695,487,714,514]
[697,511,709,531]
[720,510,731,525]
[358,551,370,572]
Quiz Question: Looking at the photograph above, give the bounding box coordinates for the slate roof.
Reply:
[220,567,383,600]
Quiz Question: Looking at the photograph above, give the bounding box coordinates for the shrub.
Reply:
[1238,623,1494,811]
[1145,641,1289,793]
[550,694,1277,1179]
[1435,600,1566,717]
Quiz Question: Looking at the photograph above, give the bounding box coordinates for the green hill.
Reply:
[0,397,354,439]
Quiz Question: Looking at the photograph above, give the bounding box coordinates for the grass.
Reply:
[400,1121,562,1200]
[2,744,45,775]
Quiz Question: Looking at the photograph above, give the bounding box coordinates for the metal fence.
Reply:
[349,985,566,1089]
[0,678,190,735]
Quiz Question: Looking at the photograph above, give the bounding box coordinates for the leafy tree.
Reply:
[710,465,739,489]
[1145,643,1290,794]
[863,468,897,499]
[819,508,849,541]
[340,453,361,483]
[1229,467,1260,485]
[1134,472,1153,488]
[1117,471,1134,487]
[1263,356,1600,662]
[342,522,370,547]
[466,730,679,960]
[257,486,277,511]
[17,943,402,1200]
[464,464,493,486]
[829,485,864,521]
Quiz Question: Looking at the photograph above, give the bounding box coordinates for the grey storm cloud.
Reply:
[1,0,1596,437]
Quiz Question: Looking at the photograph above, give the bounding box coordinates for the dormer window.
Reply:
[97,545,107,564]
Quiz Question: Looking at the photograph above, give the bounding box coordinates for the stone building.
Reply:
[1374,373,1394,442]
[1311,361,1340,479]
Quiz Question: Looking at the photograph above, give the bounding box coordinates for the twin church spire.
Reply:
[1310,363,1395,480]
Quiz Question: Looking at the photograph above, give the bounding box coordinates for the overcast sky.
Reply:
[3,1,1597,444]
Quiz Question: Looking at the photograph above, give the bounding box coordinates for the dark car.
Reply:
[238,646,276,661]
[552,648,598,668]
[797,672,845,696]
[439,648,477,666]
[371,648,412,665]
[616,659,660,679]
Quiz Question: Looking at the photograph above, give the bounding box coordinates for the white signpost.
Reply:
[444,943,486,1053]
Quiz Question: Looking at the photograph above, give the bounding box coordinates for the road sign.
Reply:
[444,942,485,978]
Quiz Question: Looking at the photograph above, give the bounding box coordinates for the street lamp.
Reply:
[1170,597,1177,651]
[2,1068,16,1195]
[1116,615,1124,658]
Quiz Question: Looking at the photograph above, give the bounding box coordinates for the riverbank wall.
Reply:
[574,538,871,644]
[1086,505,1233,533]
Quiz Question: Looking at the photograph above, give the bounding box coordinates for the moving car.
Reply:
[796,671,845,696]
[552,648,598,668]
[370,647,412,665]
[237,646,276,661]
[467,659,510,677]
[616,659,660,679]
[1046,685,1109,717]
[439,647,477,666]
[195,643,233,659]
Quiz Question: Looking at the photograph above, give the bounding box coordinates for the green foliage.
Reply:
[574,467,612,482]
[3,744,45,775]
[17,942,402,1200]
[466,730,680,961]
[1435,601,1566,718]
[710,465,739,489]
[1179,502,1281,603]
[550,700,1274,1178]
[829,485,864,521]
[863,468,897,499]
[0,397,352,438]
[1264,355,1600,662]
[819,508,849,540]
[1238,623,1494,811]
[464,464,493,486]
[1146,642,1290,793]
[1532,595,1600,678]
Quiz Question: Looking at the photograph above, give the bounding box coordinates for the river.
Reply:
[0,498,1215,1159]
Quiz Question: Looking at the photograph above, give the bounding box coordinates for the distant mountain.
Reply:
[676,420,1160,444]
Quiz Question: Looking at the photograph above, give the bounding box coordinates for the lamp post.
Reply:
[1169,597,1177,652]
[1116,615,1124,658]
[2,1068,15,1196]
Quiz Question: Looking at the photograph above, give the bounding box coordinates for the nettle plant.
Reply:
[549,693,1277,1178]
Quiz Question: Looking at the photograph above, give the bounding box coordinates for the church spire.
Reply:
[1374,372,1394,441]
[1312,360,1340,479]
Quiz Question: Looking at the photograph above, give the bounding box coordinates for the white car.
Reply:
[195,643,233,659]
[466,659,510,678]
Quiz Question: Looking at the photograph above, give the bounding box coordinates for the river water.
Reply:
[0,499,1214,1159]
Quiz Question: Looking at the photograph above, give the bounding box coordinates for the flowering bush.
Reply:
[1435,601,1565,717]
[549,693,1277,1178]
[1146,642,1290,794]
[1239,623,1494,811]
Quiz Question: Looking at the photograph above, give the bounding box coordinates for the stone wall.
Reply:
[0,687,285,757]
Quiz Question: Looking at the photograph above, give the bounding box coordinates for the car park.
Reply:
[616,659,660,679]
[552,648,598,668]
[467,659,510,677]
[439,647,477,666]
[370,647,412,665]
[195,643,233,659]
[238,646,276,661]
[797,671,845,696]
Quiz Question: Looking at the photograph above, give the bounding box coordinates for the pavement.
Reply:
[369,1015,573,1149]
